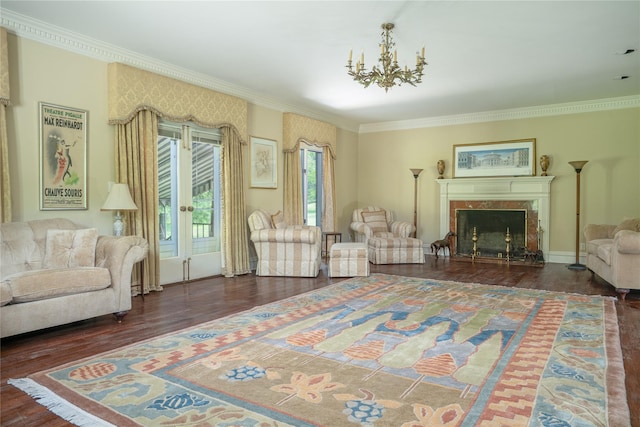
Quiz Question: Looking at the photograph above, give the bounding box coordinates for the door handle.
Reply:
[180,206,186,212]
[187,206,194,212]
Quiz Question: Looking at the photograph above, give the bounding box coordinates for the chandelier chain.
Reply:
[346,23,427,92]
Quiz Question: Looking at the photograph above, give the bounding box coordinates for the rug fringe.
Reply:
[8,378,116,427]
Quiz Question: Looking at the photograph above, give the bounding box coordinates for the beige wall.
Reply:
[6,34,360,241]
[357,108,640,259]
[7,33,639,262]
[6,34,114,232]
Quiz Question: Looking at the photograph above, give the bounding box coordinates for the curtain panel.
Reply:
[1,27,11,223]
[282,113,337,231]
[221,128,251,277]
[115,111,160,294]
[108,63,250,286]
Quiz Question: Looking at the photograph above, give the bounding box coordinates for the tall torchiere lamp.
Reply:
[101,183,138,236]
[568,160,588,270]
[410,168,423,238]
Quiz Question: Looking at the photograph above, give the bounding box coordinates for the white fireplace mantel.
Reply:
[437,176,555,257]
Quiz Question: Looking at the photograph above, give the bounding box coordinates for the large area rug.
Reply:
[10,274,630,426]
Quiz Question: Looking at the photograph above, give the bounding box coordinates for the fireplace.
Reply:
[456,208,527,257]
[437,176,554,261]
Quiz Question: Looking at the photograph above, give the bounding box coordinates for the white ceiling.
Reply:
[2,1,639,131]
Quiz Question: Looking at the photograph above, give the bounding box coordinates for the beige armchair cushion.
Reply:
[271,210,287,229]
[361,210,388,235]
[43,228,98,268]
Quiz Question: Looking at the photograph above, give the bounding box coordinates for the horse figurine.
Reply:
[431,231,455,258]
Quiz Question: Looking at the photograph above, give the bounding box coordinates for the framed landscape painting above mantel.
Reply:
[453,138,536,178]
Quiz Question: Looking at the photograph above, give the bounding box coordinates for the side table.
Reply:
[322,232,342,258]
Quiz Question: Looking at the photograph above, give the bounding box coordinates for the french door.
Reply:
[157,122,222,285]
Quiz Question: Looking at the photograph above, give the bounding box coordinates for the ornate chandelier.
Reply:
[346,23,427,92]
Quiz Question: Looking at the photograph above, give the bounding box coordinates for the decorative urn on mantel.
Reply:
[540,155,550,176]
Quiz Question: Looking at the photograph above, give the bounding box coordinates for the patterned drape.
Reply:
[221,128,251,277]
[108,63,247,141]
[283,149,303,226]
[282,113,337,230]
[115,110,160,294]
[1,27,11,223]
[108,63,250,286]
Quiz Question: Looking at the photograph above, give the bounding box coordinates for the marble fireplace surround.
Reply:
[436,176,555,258]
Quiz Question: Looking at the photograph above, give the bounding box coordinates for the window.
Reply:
[300,146,323,226]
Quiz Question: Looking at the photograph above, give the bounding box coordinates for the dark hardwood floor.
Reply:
[2,258,639,426]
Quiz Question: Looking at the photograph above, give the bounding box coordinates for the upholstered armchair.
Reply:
[350,206,424,264]
[248,210,321,277]
[350,206,414,242]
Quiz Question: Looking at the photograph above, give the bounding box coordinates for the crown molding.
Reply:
[0,9,360,133]
[359,95,640,134]
[3,9,637,136]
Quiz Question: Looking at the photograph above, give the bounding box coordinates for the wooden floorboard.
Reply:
[2,258,639,426]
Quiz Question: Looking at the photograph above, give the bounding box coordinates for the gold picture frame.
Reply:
[453,138,536,178]
[250,136,277,188]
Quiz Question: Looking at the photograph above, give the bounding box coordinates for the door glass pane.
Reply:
[191,132,221,255]
[305,150,317,226]
[301,148,323,227]
[158,128,179,258]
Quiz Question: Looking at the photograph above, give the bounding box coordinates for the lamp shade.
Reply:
[101,183,138,211]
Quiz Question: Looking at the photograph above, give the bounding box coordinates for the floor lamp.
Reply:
[410,168,423,238]
[568,160,588,270]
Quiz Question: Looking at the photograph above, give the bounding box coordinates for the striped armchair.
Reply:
[350,206,414,242]
[248,210,321,277]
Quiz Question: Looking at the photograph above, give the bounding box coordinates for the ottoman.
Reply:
[329,242,370,278]
[368,237,424,264]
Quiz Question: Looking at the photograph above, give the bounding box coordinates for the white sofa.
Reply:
[584,218,640,300]
[1,218,148,338]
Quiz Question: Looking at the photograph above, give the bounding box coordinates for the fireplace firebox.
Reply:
[456,209,527,258]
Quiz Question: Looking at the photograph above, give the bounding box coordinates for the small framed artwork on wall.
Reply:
[250,136,277,188]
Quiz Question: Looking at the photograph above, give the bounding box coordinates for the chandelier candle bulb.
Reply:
[349,49,352,62]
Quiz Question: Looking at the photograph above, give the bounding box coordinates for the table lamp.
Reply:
[101,183,138,236]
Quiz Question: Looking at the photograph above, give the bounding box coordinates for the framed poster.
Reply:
[250,136,277,188]
[453,138,536,178]
[39,102,88,210]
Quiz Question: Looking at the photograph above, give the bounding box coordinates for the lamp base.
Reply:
[113,211,124,237]
[567,263,587,271]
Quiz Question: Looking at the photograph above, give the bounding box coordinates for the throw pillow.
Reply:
[43,228,99,269]
[613,217,640,236]
[361,210,388,234]
[271,210,287,229]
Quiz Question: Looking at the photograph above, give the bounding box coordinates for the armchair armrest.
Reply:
[390,221,414,238]
[350,221,373,239]
[95,235,149,306]
[251,227,318,244]
[584,224,616,241]
[614,230,640,254]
